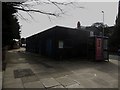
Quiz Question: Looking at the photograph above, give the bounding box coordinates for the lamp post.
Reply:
[102,11,104,36]
[102,11,105,61]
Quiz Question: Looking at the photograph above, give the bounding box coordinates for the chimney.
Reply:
[77,21,81,29]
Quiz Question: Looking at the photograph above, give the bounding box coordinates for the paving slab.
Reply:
[21,75,39,83]
[30,64,47,73]
[56,75,77,86]
[6,64,17,69]
[3,78,24,88]
[51,85,64,88]
[45,85,65,89]
[36,72,53,79]
[74,72,96,79]
[69,74,97,88]
[66,83,84,88]
[92,74,118,88]
[72,68,96,74]
[14,63,32,69]
[70,69,118,88]
[91,77,114,88]
[92,72,118,82]
[32,68,45,74]
[50,70,73,78]
[4,68,14,79]
[68,73,82,80]
[47,85,67,90]
[48,88,67,90]
[32,67,56,74]
[24,81,45,88]
[0,72,2,89]
[40,77,60,88]
[108,80,118,88]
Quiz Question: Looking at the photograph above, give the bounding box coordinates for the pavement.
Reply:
[0,49,2,90]
[0,70,1,90]
[2,48,119,89]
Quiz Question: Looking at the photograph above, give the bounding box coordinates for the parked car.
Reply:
[22,44,26,47]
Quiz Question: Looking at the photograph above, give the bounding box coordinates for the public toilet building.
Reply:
[26,26,109,61]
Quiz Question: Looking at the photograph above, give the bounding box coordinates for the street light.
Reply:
[102,11,104,36]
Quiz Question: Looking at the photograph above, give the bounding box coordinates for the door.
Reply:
[46,39,52,56]
[96,37,103,60]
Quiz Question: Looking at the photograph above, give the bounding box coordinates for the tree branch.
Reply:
[42,1,74,5]
[20,4,35,20]
[14,7,60,17]
[47,0,64,14]
[17,12,29,21]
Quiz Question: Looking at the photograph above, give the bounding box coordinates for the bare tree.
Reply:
[8,0,85,19]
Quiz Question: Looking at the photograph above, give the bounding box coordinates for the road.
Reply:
[2,48,119,89]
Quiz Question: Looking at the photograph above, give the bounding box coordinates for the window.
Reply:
[90,31,94,37]
[58,41,64,48]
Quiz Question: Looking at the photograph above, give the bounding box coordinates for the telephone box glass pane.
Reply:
[103,39,108,49]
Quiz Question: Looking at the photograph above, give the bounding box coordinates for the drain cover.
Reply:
[14,68,35,78]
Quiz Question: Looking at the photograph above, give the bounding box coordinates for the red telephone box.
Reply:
[95,36,109,61]
[96,37,103,60]
[88,36,109,61]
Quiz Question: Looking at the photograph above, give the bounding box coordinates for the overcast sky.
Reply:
[17,0,119,38]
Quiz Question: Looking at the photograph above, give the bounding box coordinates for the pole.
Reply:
[101,11,104,61]
[102,11,104,36]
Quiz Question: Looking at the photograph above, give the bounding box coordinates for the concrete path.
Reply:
[0,71,2,90]
[2,48,119,89]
